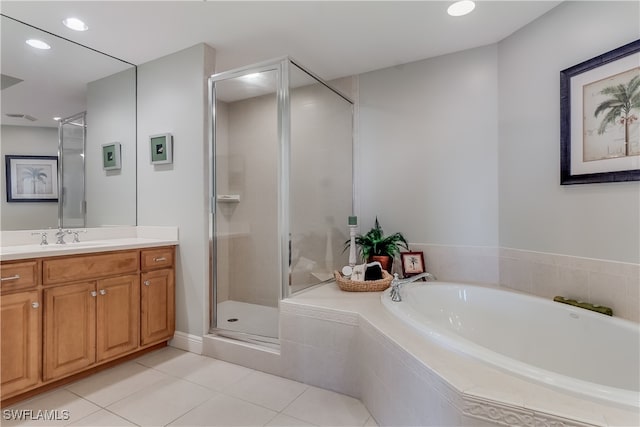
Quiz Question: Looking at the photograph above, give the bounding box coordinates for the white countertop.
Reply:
[0,226,178,261]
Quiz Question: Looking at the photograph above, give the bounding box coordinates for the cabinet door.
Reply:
[43,282,96,381]
[96,274,140,362]
[1,291,40,397]
[140,269,175,346]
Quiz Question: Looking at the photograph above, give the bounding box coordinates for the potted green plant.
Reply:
[345,217,409,273]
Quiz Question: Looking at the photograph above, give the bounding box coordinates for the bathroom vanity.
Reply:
[0,229,177,405]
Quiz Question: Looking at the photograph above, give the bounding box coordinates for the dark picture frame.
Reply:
[400,251,426,280]
[560,39,640,184]
[5,155,59,202]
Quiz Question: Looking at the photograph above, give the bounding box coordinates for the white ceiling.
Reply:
[1,1,561,128]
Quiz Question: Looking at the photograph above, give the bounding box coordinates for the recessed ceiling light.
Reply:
[448,0,476,17]
[62,17,88,31]
[53,117,61,121]
[26,39,51,50]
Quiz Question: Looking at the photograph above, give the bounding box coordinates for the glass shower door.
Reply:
[289,64,353,293]
[59,112,86,228]
[211,68,281,342]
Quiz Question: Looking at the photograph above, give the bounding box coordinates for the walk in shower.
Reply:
[209,58,353,344]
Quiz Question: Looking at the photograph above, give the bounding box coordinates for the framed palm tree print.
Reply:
[5,155,58,202]
[560,39,640,184]
[400,251,426,279]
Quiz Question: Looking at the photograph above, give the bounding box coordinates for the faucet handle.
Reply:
[70,229,87,243]
[31,231,49,246]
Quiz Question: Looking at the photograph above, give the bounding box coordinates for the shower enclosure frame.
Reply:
[58,111,86,229]
[207,57,354,343]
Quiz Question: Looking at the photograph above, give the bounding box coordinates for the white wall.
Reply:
[0,125,59,230]
[358,44,500,247]
[498,1,640,264]
[137,44,216,337]
[86,67,137,227]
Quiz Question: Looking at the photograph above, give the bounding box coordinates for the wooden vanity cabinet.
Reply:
[43,281,96,381]
[43,274,140,381]
[96,274,140,361]
[42,251,141,381]
[140,247,175,346]
[0,288,41,398]
[1,245,175,403]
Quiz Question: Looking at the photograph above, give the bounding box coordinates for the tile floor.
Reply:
[3,347,377,427]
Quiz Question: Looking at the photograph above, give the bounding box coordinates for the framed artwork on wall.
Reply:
[150,133,173,165]
[5,155,58,202]
[102,142,122,170]
[560,39,640,184]
[400,251,426,279]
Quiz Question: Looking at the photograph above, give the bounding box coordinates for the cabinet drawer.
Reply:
[1,260,39,293]
[43,251,139,285]
[141,247,174,271]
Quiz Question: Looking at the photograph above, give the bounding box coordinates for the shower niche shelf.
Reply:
[217,195,240,203]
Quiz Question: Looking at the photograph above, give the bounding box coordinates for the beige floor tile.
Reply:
[364,415,379,426]
[168,394,277,426]
[67,409,136,426]
[283,386,370,427]
[2,389,101,427]
[107,376,216,426]
[265,413,316,426]
[136,347,254,391]
[66,361,169,406]
[227,370,308,412]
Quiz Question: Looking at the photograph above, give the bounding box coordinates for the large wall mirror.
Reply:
[1,15,136,231]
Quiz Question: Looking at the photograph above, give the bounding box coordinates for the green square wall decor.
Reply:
[102,143,121,170]
[150,133,173,165]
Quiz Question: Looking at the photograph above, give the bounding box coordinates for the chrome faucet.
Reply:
[55,228,71,244]
[389,272,437,302]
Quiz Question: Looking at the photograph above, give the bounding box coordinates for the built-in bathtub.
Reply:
[381,282,640,410]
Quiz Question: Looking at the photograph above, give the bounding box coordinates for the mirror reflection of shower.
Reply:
[58,112,86,228]
[210,58,354,346]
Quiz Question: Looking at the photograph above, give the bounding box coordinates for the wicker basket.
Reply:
[333,270,393,292]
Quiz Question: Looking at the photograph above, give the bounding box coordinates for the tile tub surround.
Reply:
[499,248,640,323]
[405,244,639,323]
[278,283,640,427]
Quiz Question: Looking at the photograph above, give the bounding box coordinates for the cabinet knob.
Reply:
[31,301,39,309]
[144,280,151,286]
[153,257,167,262]
[90,291,97,297]
[1,274,20,282]
[99,289,107,295]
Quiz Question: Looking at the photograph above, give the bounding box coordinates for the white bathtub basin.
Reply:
[381,282,640,409]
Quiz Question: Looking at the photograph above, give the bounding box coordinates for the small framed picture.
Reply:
[401,251,426,279]
[150,133,173,165]
[102,143,121,170]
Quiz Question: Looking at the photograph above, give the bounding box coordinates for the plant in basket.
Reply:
[344,217,409,273]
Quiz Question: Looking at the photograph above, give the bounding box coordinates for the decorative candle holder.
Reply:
[348,216,357,267]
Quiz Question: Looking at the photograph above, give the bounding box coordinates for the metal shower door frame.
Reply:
[207,58,290,342]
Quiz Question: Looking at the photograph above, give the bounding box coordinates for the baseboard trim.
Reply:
[169,331,203,354]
